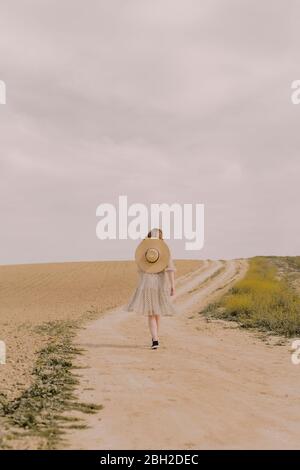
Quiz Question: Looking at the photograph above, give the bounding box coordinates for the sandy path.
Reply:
[65,260,300,450]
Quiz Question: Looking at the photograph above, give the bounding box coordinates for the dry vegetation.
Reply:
[205,257,300,337]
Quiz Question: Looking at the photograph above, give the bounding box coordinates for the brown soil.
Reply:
[0,260,199,400]
[64,259,300,450]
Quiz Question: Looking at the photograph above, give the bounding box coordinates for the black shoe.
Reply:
[151,340,159,349]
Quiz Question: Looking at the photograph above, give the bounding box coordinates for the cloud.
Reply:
[0,0,299,263]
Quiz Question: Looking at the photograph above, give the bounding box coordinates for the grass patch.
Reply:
[281,256,300,272]
[0,320,103,449]
[203,257,300,337]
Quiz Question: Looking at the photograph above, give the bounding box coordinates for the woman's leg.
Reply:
[148,315,158,341]
[155,315,160,338]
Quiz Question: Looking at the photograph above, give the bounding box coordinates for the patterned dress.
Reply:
[126,257,177,316]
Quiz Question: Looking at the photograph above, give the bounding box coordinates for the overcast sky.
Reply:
[1,0,300,264]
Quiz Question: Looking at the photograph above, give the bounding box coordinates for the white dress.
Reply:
[127,257,177,316]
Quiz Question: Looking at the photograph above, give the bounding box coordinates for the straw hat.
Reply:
[135,237,170,273]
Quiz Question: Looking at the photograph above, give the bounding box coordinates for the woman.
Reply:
[127,228,176,349]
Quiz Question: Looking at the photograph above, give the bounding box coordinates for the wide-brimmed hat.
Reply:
[135,237,170,273]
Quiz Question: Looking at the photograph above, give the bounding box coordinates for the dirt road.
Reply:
[65,260,300,450]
